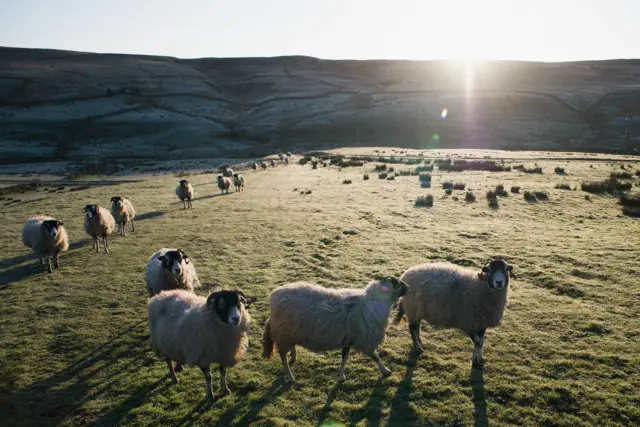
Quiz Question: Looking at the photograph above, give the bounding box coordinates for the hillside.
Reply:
[1,46,639,164]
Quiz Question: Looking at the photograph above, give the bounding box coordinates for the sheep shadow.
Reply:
[470,363,488,427]
[169,193,228,205]
[316,383,342,427]
[2,321,153,426]
[388,351,420,426]
[135,211,167,221]
[348,378,391,427]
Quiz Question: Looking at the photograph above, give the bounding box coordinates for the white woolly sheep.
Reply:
[260,161,267,170]
[83,204,115,254]
[252,162,258,170]
[262,277,410,383]
[217,176,231,194]
[394,259,514,365]
[232,174,245,192]
[21,216,69,273]
[147,288,253,400]
[222,167,234,177]
[176,179,194,209]
[145,248,201,297]
[110,196,136,237]
[270,159,276,167]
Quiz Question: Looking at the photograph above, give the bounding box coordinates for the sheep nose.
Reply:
[495,280,504,287]
[230,316,240,324]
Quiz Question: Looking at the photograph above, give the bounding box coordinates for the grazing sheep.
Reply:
[110,197,136,237]
[270,159,276,167]
[252,162,258,170]
[278,153,284,160]
[222,167,234,178]
[233,174,245,192]
[145,248,201,297]
[284,156,289,165]
[286,152,293,156]
[394,259,514,365]
[147,288,253,400]
[21,216,69,273]
[83,204,116,254]
[260,161,267,170]
[217,176,231,194]
[262,277,410,383]
[176,180,194,209]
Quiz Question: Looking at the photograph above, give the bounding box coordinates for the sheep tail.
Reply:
[393,299,405,325]
[262,318,275,359]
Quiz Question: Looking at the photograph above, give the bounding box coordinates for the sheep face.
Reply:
[110,196,123,208]
[206,289,253,326]
[480,259,513,290]
[384,276,411,297]
[83,204,99,218]
[158,249,189,276]
[42,219,64,238]
[179,180,189,187]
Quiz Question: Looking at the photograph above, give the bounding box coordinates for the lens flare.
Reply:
[441,108,448,119]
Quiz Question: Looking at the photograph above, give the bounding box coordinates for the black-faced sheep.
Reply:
[147,288,253,401]
[217,176,231,194]
[252,162,258,170]
[260,161,267,170]
[262,277,410,383]
[83,204,115,254]
[176,180,194,209]
[232,174,245,192]
[284,156,289,165]
[270,159,276,167]
[145,248,201,297]
[21,216,69,273]
[222,168,234,178]
[394,259,514,366]
[110,197,135,237]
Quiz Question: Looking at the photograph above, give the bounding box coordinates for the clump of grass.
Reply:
[445,188,452,195]
[619,193,640,207]
[299,156,312,165]
[534,191,549,200]
[465,191,476,202]
[342,179,352,184]
[495,184,508,197]
[415,165,433,173]
[374,164,387,171]
[511,186,521,193]
[523,166,543,174]
[622,206,640,217]
[636,169,640,177]
[306,190,312,194]
[378,172,388,179]
[442,181,453,189]
[418,173,431,183]
[585,194,591,201]
[436,159,511,172]
[524,191,537,202]
[554,167,566,175]
[555,183,572,190]
[610,171,633,180]
[387,167,395,173]
[70,186,91,192]
[486,190,498,202]
[415,194,433,207]
[363,174,369,180]
[453,183,466,190]
[396,170,412,176]
[386,175,395,181]
[581,178,632,194]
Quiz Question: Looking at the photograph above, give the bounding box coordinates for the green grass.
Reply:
[1,151,639,426]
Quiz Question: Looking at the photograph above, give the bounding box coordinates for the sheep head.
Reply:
[83,204,99,218]
[206,289,254,326]
[42,219,64,238]
[480,259,514,290]
[158,249,189,277]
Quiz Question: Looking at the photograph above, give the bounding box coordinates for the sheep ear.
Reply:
[389,277,401,289]
[158,255,165,263]
[482,265,490,273]
[57,221,64,226]
[506,265,515,278]
[206,293,219,309]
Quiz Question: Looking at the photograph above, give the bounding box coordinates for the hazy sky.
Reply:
[1,0,639,61]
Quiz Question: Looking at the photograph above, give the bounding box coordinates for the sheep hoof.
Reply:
[338,375,346,383]
[285,374,296,383]
[205,392,215,402]
[380,368,391,378]
[171,376,179,385]
[412,346,424,355]
[174,364,183,373]
[222,387,231,396]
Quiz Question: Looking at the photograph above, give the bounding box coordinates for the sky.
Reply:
[1,0,639,62]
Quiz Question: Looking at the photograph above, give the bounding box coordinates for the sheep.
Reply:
[393,259,514,366]
[260,161,267,170]
[270,159,276,167]
[278,153,284,160]
[83,204,115,254]
[21,216,69,273]
[145,248,201,297]
[217,176,231,194]
[284,156,289,165]
[252,162,258,170]
[232,174,245,192]
[176,179,194,209]
[222,167,234,178]
[148,288,254,400]
[286,152,293,156]
[110,196,136,237]
[262,277,410,383]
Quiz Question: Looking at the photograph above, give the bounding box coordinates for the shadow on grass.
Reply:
[210,377,287,426]
[1,321,154,427]
[471,363,488,427]
[388,351,420,426]
[136,211,167,221]
[169,193,228,205]
[317,383,342,427]
[348,378,391,427]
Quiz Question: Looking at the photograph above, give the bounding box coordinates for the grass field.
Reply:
[1,150,639,427]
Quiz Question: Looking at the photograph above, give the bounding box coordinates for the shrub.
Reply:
[495,184,508,197]
[388,167,395,173]
[415,165,434,173]
[622,206,640,217]
[513,164,525,171]
[299,156,312,165]
[511,186,520,193]
[524,191,537,202]
[453,196,459,201]
[418,173,432,183]
[343,179,352,184]
[445,188,452,195]
[363,174,369,180]
[378,173,388,179]
[415,195,433,207]
[396,170,412,176]
[555,183,572,190]
[436,159,510,172]
[534,191,549,200]
[465,191,476,202]
[322,162,328,167]
[620,164,626,169]
[374,164,387,171]
[486,190,498,202]
[386,175,395,181]
[453,182,466,190]
[619,193,640,207]
[442,181,453,189]
[610,171,632,180]
[488,199,499,208]
[523,167,543,174]
[585,194,590,201]
[581,178,632,194]
[636,169,640,177]
[555,167,565,174]
[306,190,312,194]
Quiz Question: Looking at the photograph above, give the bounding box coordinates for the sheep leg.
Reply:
[201,366,214,401]
[471,329,486,366]
[188,199,192,208]
[369,350,391,378]
[131,219,135,232]
[122,222,126,237]
[219,365,230,395]
[279,348,295,383]
[338,347,350,382]
[53,251,60,269]
[103,236,109,254]
[409,323,424,353]
[174,363,183,372]
[182,199,186,209]
[166,358,178,384]
[93,236,99,253]
[46,257,53,273]
[289,346,297,365]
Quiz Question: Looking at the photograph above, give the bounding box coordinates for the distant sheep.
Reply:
[286,152,293,156]
[394,259,514,365]
[270,159,276,167]
[21,216,69,273]
[260,162,267,170]
[110,197,135,237]
[284,156,289,165]
[263,277,410,382]
[278,153,284,160]
[217,176,231,194]
[233,174,245,192]
[147,288,253,400]
[83,204,115,254]
[222,168,234,178]
[176,179,194,209]
[145,248,201,297]
[252,162,258,170]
